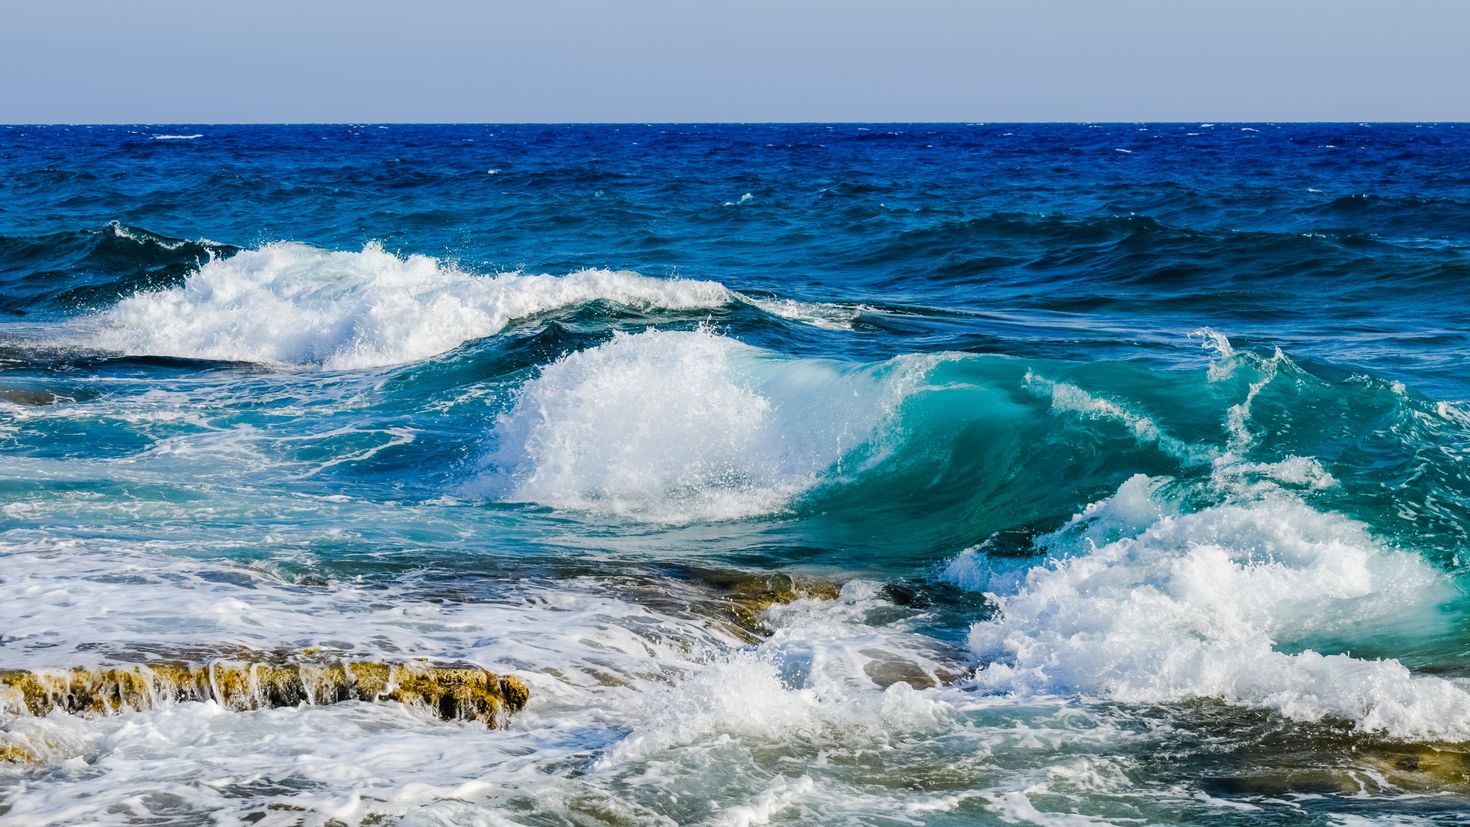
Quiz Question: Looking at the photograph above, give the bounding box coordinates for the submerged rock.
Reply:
[0,660,529,736]
[696,570,842,633]
[1172,700,1470,797]
[0,386,62,406]
[597,565,845,643]
[1360,746,1470,792]
[1204,747,1470,797]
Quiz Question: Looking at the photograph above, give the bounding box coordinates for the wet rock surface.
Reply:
[0,659,529,743]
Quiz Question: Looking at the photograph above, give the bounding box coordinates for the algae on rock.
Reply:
[0,660,530,732]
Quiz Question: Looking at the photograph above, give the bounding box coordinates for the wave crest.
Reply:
[471,328,929,523]
[81,242,736,369]
[75,241,864,369]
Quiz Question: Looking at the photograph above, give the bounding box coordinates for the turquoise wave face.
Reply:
[3,124,1470,825]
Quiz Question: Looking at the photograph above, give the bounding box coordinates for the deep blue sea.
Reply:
[3,123,1470,825]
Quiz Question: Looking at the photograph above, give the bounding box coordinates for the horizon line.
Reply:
[6,120,1469,128]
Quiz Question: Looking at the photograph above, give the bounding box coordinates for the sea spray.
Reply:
[958,475,1470,739]
[473,328,933,522]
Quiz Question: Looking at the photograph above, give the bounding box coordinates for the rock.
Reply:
[697,570,842,633]
[0,386,61,406]
[1361,746,1470,792]
[0,659,529,740]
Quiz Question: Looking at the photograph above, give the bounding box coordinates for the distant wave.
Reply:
[0,223,237,314]
[100,221,216,250]
[0,222,234,268]
[151,134,203,141]
[75,241,862,369]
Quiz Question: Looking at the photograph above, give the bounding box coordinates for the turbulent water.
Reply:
[3,123,1470,825]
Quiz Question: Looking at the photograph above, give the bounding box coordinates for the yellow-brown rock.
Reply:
[0,659,529,739]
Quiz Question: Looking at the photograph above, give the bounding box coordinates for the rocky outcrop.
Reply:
[0,660,528,731]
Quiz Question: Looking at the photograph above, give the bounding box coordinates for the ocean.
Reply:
[2,123,1470,825]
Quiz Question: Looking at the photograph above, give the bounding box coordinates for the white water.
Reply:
[956,474,1470,740]
[78,242,863,369]
[476,328,932,522]
[0,533,984,825]
[82,242,731,368]
[11,315,1470,823]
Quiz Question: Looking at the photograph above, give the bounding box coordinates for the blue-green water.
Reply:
[3,124,1470,825]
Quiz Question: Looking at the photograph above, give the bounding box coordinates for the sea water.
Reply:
[2,123,1470,824]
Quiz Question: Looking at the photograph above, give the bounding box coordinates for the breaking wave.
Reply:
[473,328,932,522]
[955,474,1470,740]
[73,241,862,369]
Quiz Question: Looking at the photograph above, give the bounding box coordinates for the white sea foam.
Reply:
[961,475,1470,739]
[82,242,733,369]
[78,242,864,368]
[737,293,866,330]
[474,328,930,522]
[150,134,203,141]
[0,534,975,824]
[2,506,1324,824]
[0,532,745,822]
[600,582,950,768]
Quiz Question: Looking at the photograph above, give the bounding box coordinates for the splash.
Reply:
[475,328,931,522]
[959,475,1470,740]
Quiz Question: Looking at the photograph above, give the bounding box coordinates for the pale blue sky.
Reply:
[2,0,1467,123]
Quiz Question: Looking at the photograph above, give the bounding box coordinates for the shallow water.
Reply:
[3,123,1470,825]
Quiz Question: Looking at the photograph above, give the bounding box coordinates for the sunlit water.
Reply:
[3,124,1470,825]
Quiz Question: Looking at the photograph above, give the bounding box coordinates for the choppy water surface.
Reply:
[3,123,1470,825]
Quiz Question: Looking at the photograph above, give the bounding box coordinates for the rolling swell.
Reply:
[455,320,1470,739]
[7,229,1468,560]
[13,234,1468,557]
[0,222,237,315]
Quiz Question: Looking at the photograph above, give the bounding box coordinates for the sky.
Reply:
[2,0,1467,123]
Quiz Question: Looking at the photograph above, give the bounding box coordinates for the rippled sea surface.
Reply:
[3,124,1470,825]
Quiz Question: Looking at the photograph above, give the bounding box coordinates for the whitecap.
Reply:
[76,242,864,368]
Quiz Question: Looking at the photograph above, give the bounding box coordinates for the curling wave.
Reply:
[473,328,934,522]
